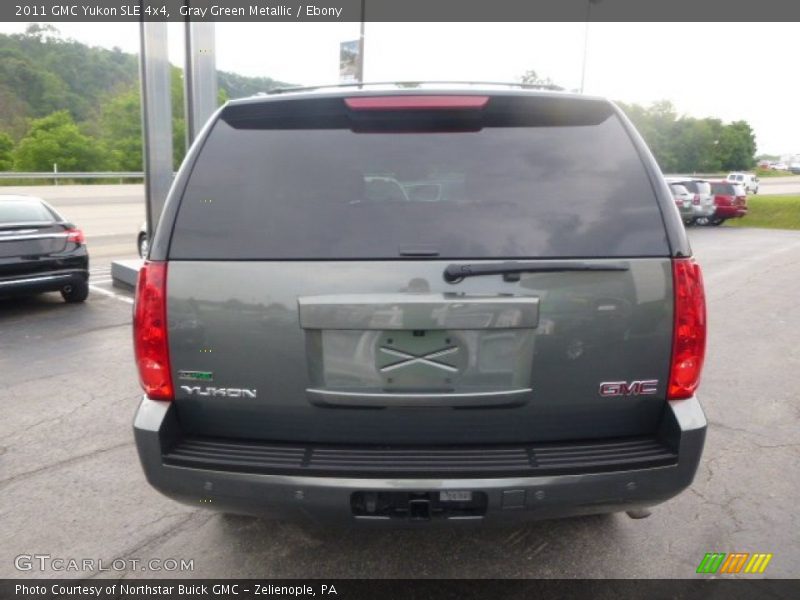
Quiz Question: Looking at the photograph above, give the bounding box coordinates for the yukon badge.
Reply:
[181,385,257,398]
[599,380,658,397]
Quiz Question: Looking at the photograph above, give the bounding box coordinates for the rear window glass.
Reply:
[711,182,737,195]
[681,181,710,194]
[0,199,55,224]
[170,96,669,260]
[670,185,688,195]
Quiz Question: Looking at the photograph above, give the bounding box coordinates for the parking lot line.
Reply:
[89,284,133,304]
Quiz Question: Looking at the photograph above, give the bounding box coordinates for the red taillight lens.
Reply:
[668,258,706,399]
[66,228,85,244]
[133,261,173,400]
[692,194,701,205]
[345,96,489,111]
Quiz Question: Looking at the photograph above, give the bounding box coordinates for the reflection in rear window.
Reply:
[0,199,55,224]
[170,98,669,260]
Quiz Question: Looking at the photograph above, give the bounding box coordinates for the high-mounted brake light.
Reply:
[345,96,489,111]
[668,258,707,399]
[133,261,173,401]
[65,228,85,244]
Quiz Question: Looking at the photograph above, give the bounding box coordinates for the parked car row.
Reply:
[759,161,788,171]
[667,177,747,226]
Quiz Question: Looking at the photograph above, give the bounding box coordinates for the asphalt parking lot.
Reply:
[1,195,799,578]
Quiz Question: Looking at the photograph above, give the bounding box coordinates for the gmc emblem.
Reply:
[598,380,659,397]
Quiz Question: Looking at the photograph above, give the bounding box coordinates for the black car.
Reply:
[0,195,89,303]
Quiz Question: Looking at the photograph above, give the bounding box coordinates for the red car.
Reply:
[708,181,747,225]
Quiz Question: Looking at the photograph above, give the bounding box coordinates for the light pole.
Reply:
[579,0,602,94]
[357,0,366,83]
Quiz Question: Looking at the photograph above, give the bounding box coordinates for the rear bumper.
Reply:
[0,269,88,297]
[692,203,716,218]
[133,396,706,525]
[715,206,747,219]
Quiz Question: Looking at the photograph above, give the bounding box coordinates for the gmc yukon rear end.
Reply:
[133,86,707,524]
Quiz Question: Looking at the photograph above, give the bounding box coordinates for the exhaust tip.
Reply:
[626,508,652,519]
[63,285,73,294]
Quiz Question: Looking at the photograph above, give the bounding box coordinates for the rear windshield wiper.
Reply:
[443,261,629,283]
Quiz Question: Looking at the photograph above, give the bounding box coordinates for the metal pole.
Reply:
[184,7,217,146]
[579,1,592,93]
[580,0,602,94]
[139,17,173,243]
[357,0,365,83]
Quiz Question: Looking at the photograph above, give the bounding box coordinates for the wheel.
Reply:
[683,218,695,227]
[695,217,709,226]
[138,233,149,258]
[61,280,89,303]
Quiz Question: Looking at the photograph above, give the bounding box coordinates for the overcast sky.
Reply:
[1,21,797,155]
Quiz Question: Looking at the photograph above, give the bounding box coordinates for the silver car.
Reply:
[668,183,695,225]
[666,178,715,225]
[137,222,148,258]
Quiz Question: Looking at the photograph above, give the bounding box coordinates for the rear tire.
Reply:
[683,218,695,227]
[708,217,726,226]
[138,233,149,259]
[61,280,89,303]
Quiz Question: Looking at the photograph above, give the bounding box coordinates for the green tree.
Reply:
[715,120,756,170]
[13,110,107,171]
[618,101,756,173]
[672,117,722,173]
[0,131,14,170]
[100,87,142,170]
[619,101,680,172]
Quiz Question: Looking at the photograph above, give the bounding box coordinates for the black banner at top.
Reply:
[2,0,800,22]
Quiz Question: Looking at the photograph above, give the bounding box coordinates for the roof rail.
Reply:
[268,81,566,95]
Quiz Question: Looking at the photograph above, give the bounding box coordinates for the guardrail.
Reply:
[0,171,144,180]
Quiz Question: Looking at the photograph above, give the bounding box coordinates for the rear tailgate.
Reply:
[0,197,73,276]
[163,92,676,445]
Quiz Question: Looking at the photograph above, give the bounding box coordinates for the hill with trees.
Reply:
[0,25,289,172]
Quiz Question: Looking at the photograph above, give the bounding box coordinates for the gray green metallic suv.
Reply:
[133,84,707,524]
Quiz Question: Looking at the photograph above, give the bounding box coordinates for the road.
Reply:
[1,186,799,579]
[756,175,800,195]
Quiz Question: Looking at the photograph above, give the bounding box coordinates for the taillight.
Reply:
[345,96,489,110]
[692,194,701,205]
[133,261,173,400]
[66,228,85,244]
[668,258,706,399]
